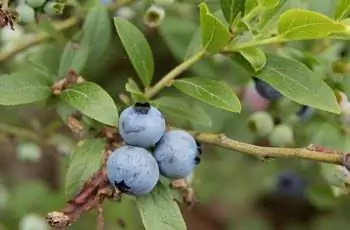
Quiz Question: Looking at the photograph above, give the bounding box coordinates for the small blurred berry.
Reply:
[144,5,165,28]
[242,82,270,112]
[253,77,282,101]
[276,170,306,197]
[115,6,136,20]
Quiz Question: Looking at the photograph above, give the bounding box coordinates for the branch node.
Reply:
[170,179,196,207]
[51,70,85,95]
[218,133,228,143]
[341,153,350,171]
[46,211,70,228]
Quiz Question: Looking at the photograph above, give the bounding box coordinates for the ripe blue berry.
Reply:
[119,102,166,148]
[253,77,282,101]
[106,145,159,196]
[276,170,306,197]
[154,130,200,179]
[296,105,313,121]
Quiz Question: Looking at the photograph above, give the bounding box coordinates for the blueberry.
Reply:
[296,105,313,121]
[119,102,166,148]
[144,5,165,28]
[267,124,294,147]
[248,111,274,137]
[242,82,270,112]
[276,170,306,197]
[43,2,65,16]
[16,4,36,24]
[153,130,200,179]
[26,0,46,8]
[253,77,282,101]
[106,145,159,196]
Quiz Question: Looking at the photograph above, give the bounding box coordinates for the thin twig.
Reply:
[192,132,343,165]
[145,49,206,99]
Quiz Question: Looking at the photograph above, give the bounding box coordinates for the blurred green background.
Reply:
[1,0,350,229]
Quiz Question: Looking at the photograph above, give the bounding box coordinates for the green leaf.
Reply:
[58,42,89,78]
[258,0,279,9]
[125,78,148,102]
[239,47,266,71]
[37,20,66,44]
[114,17,154,87]
[306,183,337,209]
[334,0,350,20]
[173,77,241,112]
[245,0,257,14]
[199,2,231,53]
[257,0,288,33]
[0,72,51,106]
[26,58,54,80]
[220,0,246,24]
[65,139,104,197]
[257,54,341,114]
[82,5,111,63]
[153,96,212,127]
[160,17,197,60]
[136,181,186,230]
[60,82,118,126]
[278,9,346,40]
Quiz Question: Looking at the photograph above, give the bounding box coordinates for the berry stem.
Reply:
[145,49,207,99]
[0,0,135,62]
[223,36,284,53]
[191,132,343,164]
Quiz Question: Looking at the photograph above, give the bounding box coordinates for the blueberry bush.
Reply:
[1,0,350,229]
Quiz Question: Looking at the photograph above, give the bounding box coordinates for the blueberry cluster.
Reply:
[14,0,65,24]
[106,102,201,196]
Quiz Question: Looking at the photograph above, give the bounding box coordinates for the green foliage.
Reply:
[3,0,350,229]
[136,181,186,230]
[60,82,118,126]
[65,139,105,197]
[153,96,212,127]
[334,0,350,20]
[199,2,231,53]
[173,77,241,112]
[257,54,340,114]
[277,9,346,40]
[257,0,288,32]
[160,17,197,60]
[258,0,279,9]
[220,0,246,25]
[114,17,154,87]
[58,42,89,79]
[125,78,148,102]
[0,71,52,106]
[81,5,112,64]
[239,47,266,71]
